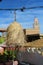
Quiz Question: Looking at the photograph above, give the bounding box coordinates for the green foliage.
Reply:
[7,50,17,60]
[0,53,8,62]
[0,37,5,44]
[0,49,18,62]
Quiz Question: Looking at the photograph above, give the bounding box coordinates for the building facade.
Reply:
[24,18,40,42]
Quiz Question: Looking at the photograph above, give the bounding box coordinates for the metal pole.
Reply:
[14,10,16,21]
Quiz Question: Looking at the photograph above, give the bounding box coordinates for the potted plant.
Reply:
[0,47,18,65]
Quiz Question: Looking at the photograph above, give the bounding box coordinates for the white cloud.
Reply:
[0,24,9,29]
[0,18,14,23]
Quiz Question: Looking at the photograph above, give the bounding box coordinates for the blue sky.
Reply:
[0,0,43,34]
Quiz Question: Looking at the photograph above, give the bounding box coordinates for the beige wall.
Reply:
[26,29,40,35]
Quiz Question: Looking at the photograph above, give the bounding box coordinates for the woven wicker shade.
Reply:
[6,22,26,47]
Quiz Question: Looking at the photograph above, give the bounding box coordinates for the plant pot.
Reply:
[5,61,12,65]
[0,63,3,65]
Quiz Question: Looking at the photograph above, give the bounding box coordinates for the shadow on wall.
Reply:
[26,34,40,42]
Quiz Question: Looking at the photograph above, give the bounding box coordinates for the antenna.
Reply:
[14,10,16,21]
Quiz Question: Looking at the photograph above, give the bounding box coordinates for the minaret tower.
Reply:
[33,18,40,34]
[33,18,39,29]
